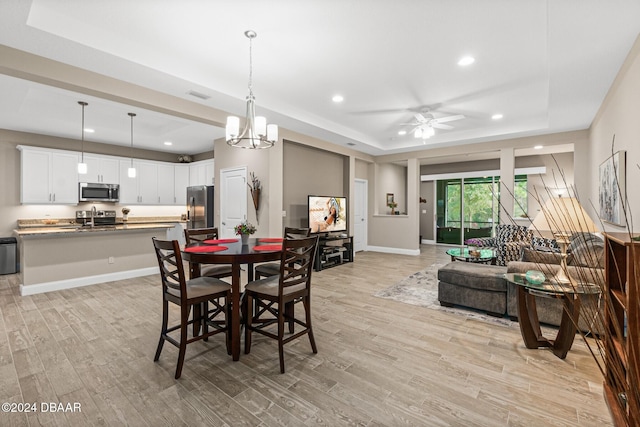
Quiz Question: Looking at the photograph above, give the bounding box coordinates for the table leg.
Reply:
[517,287,580,359]
[517,286,549,349]
[247,262,254,282]
[231,263,241,361]
[552,295,580,359]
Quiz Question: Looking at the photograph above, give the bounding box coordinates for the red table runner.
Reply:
[259,237,284,243]
[184,245,228,253]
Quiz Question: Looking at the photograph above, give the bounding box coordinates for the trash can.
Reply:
[0,237,17,275]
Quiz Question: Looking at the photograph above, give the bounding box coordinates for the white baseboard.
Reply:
[366,245,421,256]
[421,239,435,244]
[20,267,158,296]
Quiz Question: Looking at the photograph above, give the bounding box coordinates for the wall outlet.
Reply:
[282,210,286,217]
[108,256,115,264]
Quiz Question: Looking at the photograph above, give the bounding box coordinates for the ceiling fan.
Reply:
[401,110,465,139]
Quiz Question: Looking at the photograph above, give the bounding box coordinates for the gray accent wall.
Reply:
[282,141,347,229]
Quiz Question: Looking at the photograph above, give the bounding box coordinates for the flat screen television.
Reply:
[308,195,347,234]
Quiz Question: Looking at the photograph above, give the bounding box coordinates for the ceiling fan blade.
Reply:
[433,114,465,124]
[414,113,427,122]
[432,123,454,130]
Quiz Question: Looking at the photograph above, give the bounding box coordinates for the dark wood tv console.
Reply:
[314,234,354,271]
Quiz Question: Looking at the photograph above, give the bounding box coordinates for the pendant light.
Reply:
[77,101,88,174]
[127,112,137,178]
[225,30,278,149]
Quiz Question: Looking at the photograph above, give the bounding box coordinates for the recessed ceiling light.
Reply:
[491,114,503,120]
[84,128,94,133]
[398,130,407,136]
[332,94,344,103]
[164,141,173,146]
[457,56,475,66]
[534,145,543,150]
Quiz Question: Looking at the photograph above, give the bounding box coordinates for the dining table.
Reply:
[181,236,283,361]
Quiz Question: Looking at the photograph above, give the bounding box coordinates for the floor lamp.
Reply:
[528,197,598,286]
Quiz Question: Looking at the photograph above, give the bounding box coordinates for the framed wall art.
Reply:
[599,150,626,226]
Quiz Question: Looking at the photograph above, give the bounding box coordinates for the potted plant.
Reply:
[121,207,130,222]
[387,201,398,215]
[234,220,256,245]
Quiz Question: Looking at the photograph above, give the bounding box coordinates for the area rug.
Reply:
[374,263,516,328]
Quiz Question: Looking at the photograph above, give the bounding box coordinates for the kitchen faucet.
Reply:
[90,205,97,228]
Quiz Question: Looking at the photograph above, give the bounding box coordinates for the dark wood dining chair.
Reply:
[184,227,233,280]
[243,235,319,373]
[254,227,311,279]
[152,237,231,379]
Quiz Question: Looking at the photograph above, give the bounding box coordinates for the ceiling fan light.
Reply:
[423,127,435,138]
[414,128,423,138]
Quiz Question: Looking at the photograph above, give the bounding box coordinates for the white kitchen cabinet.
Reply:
[118,159,139,204]
[189,159,214,186]
[81,154,119,184]
[19,147,79,204]
[174,164,189,205]
[119,160,159,204]
[138,161,159,204]
[157,163,175,204]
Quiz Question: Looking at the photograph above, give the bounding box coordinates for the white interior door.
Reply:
[219,166,247,238]
[354,179,368,252]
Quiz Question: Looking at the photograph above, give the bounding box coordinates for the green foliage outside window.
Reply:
[438,174,528,239]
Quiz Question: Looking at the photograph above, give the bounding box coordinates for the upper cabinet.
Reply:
[189,159,214,186]
[18,145,198,206]
[19,146,79,204]
[156,163,175,205]
[81,154,120,184]
[119,160,187,206]
[174,165,190,205]
[119,159,159,205]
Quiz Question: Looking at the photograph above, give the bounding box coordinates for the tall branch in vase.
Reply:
[248,172,261,224]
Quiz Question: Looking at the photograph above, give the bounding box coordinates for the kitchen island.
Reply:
[14,222,184,296]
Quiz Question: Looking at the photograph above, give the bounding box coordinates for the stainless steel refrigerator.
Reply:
[186,185,214,229]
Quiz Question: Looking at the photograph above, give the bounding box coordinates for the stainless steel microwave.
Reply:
[78,183,120,202]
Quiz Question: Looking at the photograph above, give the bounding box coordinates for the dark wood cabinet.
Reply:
[603,232,639,427]
[314,235,354,271]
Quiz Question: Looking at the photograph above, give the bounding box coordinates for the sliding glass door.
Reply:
[436,174,527,244]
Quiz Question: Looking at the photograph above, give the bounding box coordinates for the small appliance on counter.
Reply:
[75,210,118,226]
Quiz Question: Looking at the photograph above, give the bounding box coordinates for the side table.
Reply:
[446,247,496,264]
[504,273,600,359]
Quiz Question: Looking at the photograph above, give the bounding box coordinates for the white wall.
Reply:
[588,34,640,232]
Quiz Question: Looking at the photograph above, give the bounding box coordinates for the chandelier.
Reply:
[226,30,278,149]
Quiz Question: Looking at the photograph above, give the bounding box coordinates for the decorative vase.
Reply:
[241,234,249,245]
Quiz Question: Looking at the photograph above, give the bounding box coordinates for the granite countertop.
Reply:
[14,222,181,237]
[15,216,185,237]
[17,216,185,229]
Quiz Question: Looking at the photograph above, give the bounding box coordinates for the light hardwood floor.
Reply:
[0,245,611,426]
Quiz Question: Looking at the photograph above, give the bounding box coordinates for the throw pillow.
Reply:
[521,247,563,265]
[567,233,604,268]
